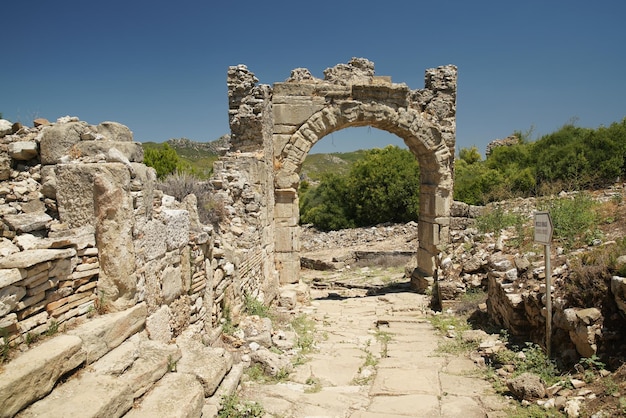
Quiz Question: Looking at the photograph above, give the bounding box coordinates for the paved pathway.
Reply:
[238,280,510,418]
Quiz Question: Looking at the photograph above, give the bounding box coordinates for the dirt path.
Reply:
[237,272,510,418]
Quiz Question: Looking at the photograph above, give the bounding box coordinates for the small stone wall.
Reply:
[438,197,626,364]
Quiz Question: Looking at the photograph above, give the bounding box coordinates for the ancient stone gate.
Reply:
[227,58,457,285]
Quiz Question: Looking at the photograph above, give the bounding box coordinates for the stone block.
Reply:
[0,268,24,288]
[68,302,147,364]
[119,339,182,399]
[0,335,86,418]
[124,373,203,418]
[162,209,190,251]
[18,373,133,418]
[177,341,233,397]
[39,121,88,164]
[74,141,144,162]
[3,211,52,233]
[55,163,130,229]
[275,253,300,284]
[8,141,38,161]
[275,226,299,252]
[0,248,76,269]
[161,264,182,304]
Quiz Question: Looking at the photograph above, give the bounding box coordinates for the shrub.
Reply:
[476,205,524,239]
[157,172,226,225]
[538,193,599,249]
[144,143,180,179]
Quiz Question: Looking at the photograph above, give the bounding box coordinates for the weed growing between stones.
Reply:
[218,394,264,418]
[375,329,392,358]
[45,320,59,337]
[290,314,315,356]
[490,342,561,386]
[167,354,177,372]
[429,314,478,355]
[353,341,378,385]
[244,363,289,384]
[304,376,322,393]
[0,328,10,363]
[243,294,271,318]
[221,305,235,335]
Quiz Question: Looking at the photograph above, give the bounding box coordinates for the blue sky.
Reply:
[2,0,625,156]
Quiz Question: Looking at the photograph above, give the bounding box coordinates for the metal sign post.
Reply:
[534,211,553,357]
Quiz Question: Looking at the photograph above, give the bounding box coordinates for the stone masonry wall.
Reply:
[0,115,273,354]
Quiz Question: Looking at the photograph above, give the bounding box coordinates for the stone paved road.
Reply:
[238,280,510,418]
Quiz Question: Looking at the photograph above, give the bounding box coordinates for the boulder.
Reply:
[506,372,546,400]
[95,121,133,142]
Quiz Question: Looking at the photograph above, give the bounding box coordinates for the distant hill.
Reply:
[301,150,367,182]
[142,135,230,178]
[142,135,369,181]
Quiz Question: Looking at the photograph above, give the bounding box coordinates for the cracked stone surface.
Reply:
[237,272,511,418]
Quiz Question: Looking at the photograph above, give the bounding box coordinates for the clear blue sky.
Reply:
[2,0,625,156]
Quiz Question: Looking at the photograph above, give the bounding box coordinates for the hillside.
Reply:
[142,136,368,182]
[300,150,367,182]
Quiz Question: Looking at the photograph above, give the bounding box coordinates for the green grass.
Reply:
[218,394,264,418]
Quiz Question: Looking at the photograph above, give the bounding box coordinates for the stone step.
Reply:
[124,373,204,418]
[91,331,182,400]
[17,373,134,418]
[0,334,86,418]
[204,362,245,414]
[68,302,147,364]
[176,334,233,397]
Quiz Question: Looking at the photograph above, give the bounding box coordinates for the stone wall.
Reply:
[0,115,275,354]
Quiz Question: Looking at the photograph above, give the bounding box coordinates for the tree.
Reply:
[144,143,180,179]
[300,145,421,230]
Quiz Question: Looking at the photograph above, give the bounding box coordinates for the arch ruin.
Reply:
[227,58,457,286]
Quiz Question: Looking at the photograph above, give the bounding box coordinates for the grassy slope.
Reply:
[143,140,366,181]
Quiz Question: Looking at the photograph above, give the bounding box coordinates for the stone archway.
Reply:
[270,58,457,285]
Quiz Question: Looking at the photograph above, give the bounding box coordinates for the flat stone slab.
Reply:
[176,340,233,396]
[0,334,86,418]
[120,339,182,399]
[440,395,486,418]
[366,394,441,417]
[68,302,147,363]
[369,367,440,396]
[439,372,493,397]
[17,373,133,418]
[125,373,203,418]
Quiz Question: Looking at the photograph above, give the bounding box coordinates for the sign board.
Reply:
[534,211,553,245]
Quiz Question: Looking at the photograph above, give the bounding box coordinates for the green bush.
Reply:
[144,143,180,179]
[538,193,599,249]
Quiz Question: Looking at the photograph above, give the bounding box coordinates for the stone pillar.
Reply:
[274,188,300,284]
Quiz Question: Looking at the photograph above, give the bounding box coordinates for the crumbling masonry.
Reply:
[0,58,457,416]
[228,57,458,285]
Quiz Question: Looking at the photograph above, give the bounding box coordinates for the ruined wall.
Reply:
[0,116,262,351]
[438,197,626,364]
